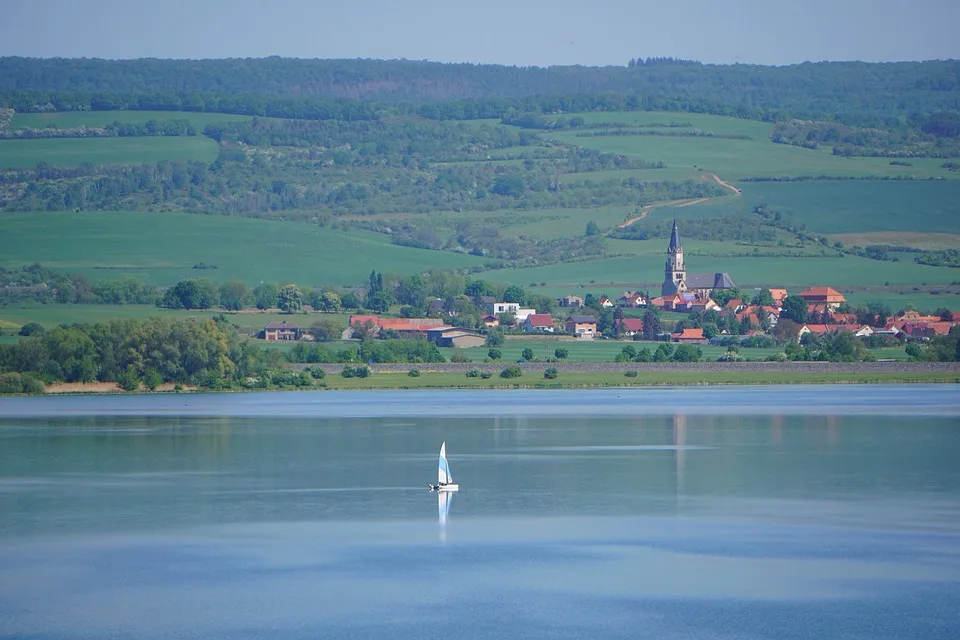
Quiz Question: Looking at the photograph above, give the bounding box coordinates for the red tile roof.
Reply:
[617,318,645,332]
[525,313,554,327]
[674,328,705,341]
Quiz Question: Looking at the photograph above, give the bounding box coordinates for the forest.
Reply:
[1,57,958,127]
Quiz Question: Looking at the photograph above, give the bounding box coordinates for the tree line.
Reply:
[1,57,958,127]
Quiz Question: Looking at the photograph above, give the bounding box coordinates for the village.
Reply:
[260,220,959,354]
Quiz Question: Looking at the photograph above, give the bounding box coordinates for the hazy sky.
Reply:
[2,0,958,66]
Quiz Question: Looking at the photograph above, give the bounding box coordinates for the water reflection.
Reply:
[438,490,453,541]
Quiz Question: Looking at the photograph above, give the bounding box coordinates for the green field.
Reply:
[11,110,254,130]
[0,211,484,286]
[0,303,354,335]
[0,136,219,168]
[533,112,959,181]
[454,339,792,363]
[493,250,960,290]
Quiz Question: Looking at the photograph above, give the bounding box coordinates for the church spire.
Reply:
[668,219,682,252]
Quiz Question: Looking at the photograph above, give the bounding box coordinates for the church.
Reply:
[661,219,736,298]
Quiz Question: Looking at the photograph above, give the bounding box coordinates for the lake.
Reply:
[1,385,959,639]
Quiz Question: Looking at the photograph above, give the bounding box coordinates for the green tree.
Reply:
[585,221,600,236]
[751,289,775,306]
[503,285,526,304]
[521,347,535,361]
[488,348,502,360]
[253,282,280,310]
[485,327,505,347]
[219,281,250,311]
[277,284,304,314]
[554,348,569,359]
[642,310,661,340]
[672,344,702,362]
[780,295,808,324]
[309,318,343,342]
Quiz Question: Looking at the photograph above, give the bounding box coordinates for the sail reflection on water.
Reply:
[438,490,453,541]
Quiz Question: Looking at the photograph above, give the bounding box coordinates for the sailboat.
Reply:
[429,442,459,492]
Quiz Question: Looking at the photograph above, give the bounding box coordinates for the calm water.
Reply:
[1,385,959,640]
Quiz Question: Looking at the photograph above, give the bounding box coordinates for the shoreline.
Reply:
[28,362,960,395]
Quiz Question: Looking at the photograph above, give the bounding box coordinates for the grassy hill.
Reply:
[0,211,485,287]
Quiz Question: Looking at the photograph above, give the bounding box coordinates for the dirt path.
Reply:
[617,198,700,228]
[708,172,741,195]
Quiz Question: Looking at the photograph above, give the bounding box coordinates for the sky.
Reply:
[2,0,958,67]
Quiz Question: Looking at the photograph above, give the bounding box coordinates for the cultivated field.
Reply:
[534,112,959,181]
[0,211,485,286]
[0,136,219,168]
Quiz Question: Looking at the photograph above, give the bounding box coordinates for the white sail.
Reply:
[438,441,453,485]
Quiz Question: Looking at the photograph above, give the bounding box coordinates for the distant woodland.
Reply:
[1,57,958,126]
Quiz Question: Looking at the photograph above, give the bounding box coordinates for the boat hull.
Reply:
[430,483,459,492]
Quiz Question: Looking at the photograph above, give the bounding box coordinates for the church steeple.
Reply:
[668,218,682,253]
[662,219,687,296]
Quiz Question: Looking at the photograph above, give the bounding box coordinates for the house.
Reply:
[559,295,584,308]
[426,327,486,349]
[377,318,447,337]
[616,291,648,308]
[482,314,500,328]
[598,296,614,308]
[896,310,941,323]
[566,315,598,338]
[264,321,302,341]
[769,289,789,308]
[488,301,520,316]
[427,299,449,317]
[724,298,745,313]
[798,286,846,310]
[523,314,554,333]
[835,324,875,337]
[798,324,833,339]
[616,318,645,337]
[672,328,706,344]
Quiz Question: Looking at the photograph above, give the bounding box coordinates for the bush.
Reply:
[0,372,44,394]
[307,366,327,379]
[624,370,639,378]
[18,322,44,337]
[342,364,371,378]
[408,368,421,377]
[500,365,522,379]
[465,368,481,378]
[116,370,141,391]
[543,367,558,379]
[521,347,535,361]
[488,348,502,360]
[554,348,569,359]
[479,371,492,379]
[450,348,470,363]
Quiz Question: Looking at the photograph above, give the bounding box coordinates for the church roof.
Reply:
[668,219,681,252]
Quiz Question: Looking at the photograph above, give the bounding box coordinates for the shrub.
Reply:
[18,322,44,337]
[143,369,164,390]
[488,348,502,360]
[342,365,371,378]
[408,368,421,377]
[465,368,480,378]
[479,371,492,379]
[554,348,569,359]
[624,370,639,378]
[543,367,558,379]
[116,370,141,391]
[307,366,326,379]
[521,347,535,361]
[450,348,470,363]
[0,372,44,394]
[500,366,522,379]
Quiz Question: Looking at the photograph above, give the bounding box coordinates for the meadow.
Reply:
[0,303,353,335]
[535,112,959,181]
[491,250,960,290]
[0,136,219,168]
[0,211,485,287]
[10,110,254,130]
[455,339,792,363]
